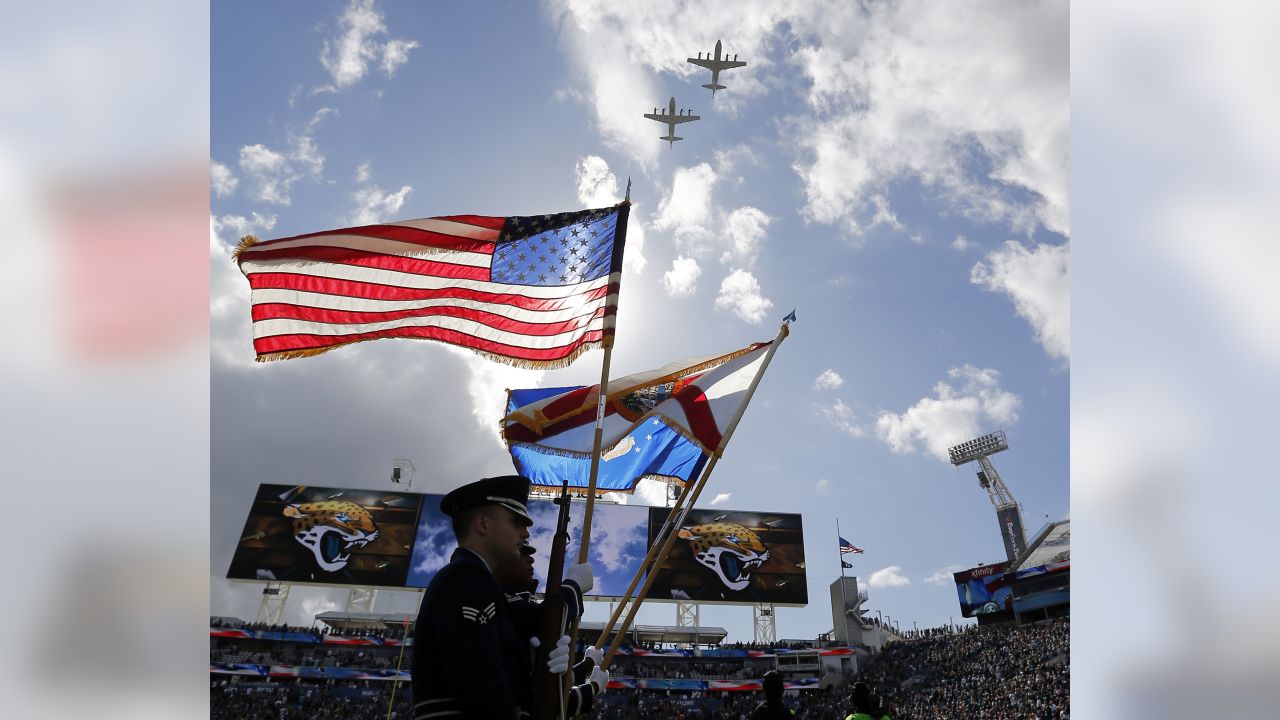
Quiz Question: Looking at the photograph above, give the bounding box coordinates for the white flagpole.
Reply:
[837,517,850,637]
[600,317,793,665]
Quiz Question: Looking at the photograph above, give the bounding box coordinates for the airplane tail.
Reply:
[703,83,726,90]
[662,135,683,144]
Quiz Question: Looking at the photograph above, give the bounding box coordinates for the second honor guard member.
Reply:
[497,543,609,717]
[410,476,537,720]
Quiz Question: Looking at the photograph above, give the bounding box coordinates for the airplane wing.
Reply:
[643,113,669,122]
[671,114,700,124]
[688,58,746,70]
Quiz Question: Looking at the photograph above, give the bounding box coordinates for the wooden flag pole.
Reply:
[561,198,630,705]
[591,473,700,650]
[601,319,792,667]
[576,196,631,564]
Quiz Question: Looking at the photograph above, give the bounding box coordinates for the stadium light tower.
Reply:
[947,430,1028,564]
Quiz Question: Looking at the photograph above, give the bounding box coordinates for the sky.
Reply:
[210,0,1069,641]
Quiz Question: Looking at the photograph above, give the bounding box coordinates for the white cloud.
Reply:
[818,398,864,438]
[654,163,718,257]
[715,269,774,324]
[815,478,832,494]
[710,493,732,506]
[875,365,1021,461]
[214,212,277,240]
[951,235,974,251]
[318,0,418,92]
[574,155,646,274]
[211,160,238,198]
[867,565,911,588]
[792,0,1069,238]
[380,38,419,77]
[813,369,844,391]
[662,256,701,298]
[722,206,770,267]
[355,161,372,183]
[209,216,256,369]
[237,109,333,205]
[453,348,545,447]
[924,565,968,586]
[633,478,673,507]
[349,184,413,225]
[971,240,1070,360]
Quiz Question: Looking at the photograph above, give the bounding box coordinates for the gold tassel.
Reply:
[232,234,260,261]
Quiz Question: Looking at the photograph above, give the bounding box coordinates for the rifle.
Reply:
[533,480,572,720]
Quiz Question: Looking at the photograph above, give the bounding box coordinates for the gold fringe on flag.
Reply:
[254,336,608,368]
[232,234,260,261]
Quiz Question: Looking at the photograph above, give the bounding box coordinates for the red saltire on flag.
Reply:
[234,204,629,366]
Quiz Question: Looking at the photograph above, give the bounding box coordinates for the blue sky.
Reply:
[211,0,1068,640]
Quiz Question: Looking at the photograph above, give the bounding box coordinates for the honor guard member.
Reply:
[498,543,609,718]
[411,476,534,720]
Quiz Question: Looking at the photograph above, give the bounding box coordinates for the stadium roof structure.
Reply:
[315,611,417,631]
[312,612,729,646]
[1013,518,1070,572]
[582,621,728,647]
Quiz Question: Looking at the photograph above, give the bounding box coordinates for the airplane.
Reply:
[643,96,700,147]
[688,39,746,96]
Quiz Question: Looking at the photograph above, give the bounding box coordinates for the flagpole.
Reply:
[562,199,630,708]
[837,518,850,638]
[592,473,699,650]
[601,318,792,667]
[576,198,631,564]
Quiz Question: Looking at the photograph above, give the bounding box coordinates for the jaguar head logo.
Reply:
[283,501,380,572]
[677,522,770,591]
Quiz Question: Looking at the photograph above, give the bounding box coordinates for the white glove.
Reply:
[546,634,571,674]
[585,645,604,667]
[565,562,594,594]
[588,665,609,695]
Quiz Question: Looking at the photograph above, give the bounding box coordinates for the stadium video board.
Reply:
[645,507,809,607]
[228,484,809,606]
[407,493,651,600]
[227,484,423,586]
[953,562,1013,617]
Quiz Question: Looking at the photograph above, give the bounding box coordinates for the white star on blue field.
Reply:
[211,0,1068,641]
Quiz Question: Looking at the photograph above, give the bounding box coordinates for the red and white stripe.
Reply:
[235,215,619,363]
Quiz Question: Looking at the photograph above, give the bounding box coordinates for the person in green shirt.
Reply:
[845,681,891,720]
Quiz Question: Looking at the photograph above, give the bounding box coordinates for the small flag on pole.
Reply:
[839,537,864,555]
[234,205,628,365]
[842,560,853,569]
[504,338,779,493]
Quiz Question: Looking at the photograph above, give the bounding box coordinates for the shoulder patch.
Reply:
[461,602,497,624]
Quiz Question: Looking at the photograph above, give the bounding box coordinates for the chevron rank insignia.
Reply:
[461,602,496,624]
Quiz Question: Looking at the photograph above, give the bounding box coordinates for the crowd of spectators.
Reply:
[211,618,1068,719]
[210,617,408,640]
[211,642,405,670]
[211,683,413,720]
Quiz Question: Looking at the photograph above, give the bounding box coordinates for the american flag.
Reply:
[234,205,628,365]
[839,537,864,555]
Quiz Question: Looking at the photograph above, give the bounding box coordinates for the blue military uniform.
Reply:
[411,476,533,720]
[505,545,600,718]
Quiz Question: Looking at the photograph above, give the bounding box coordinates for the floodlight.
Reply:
[947,430,1008,466]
